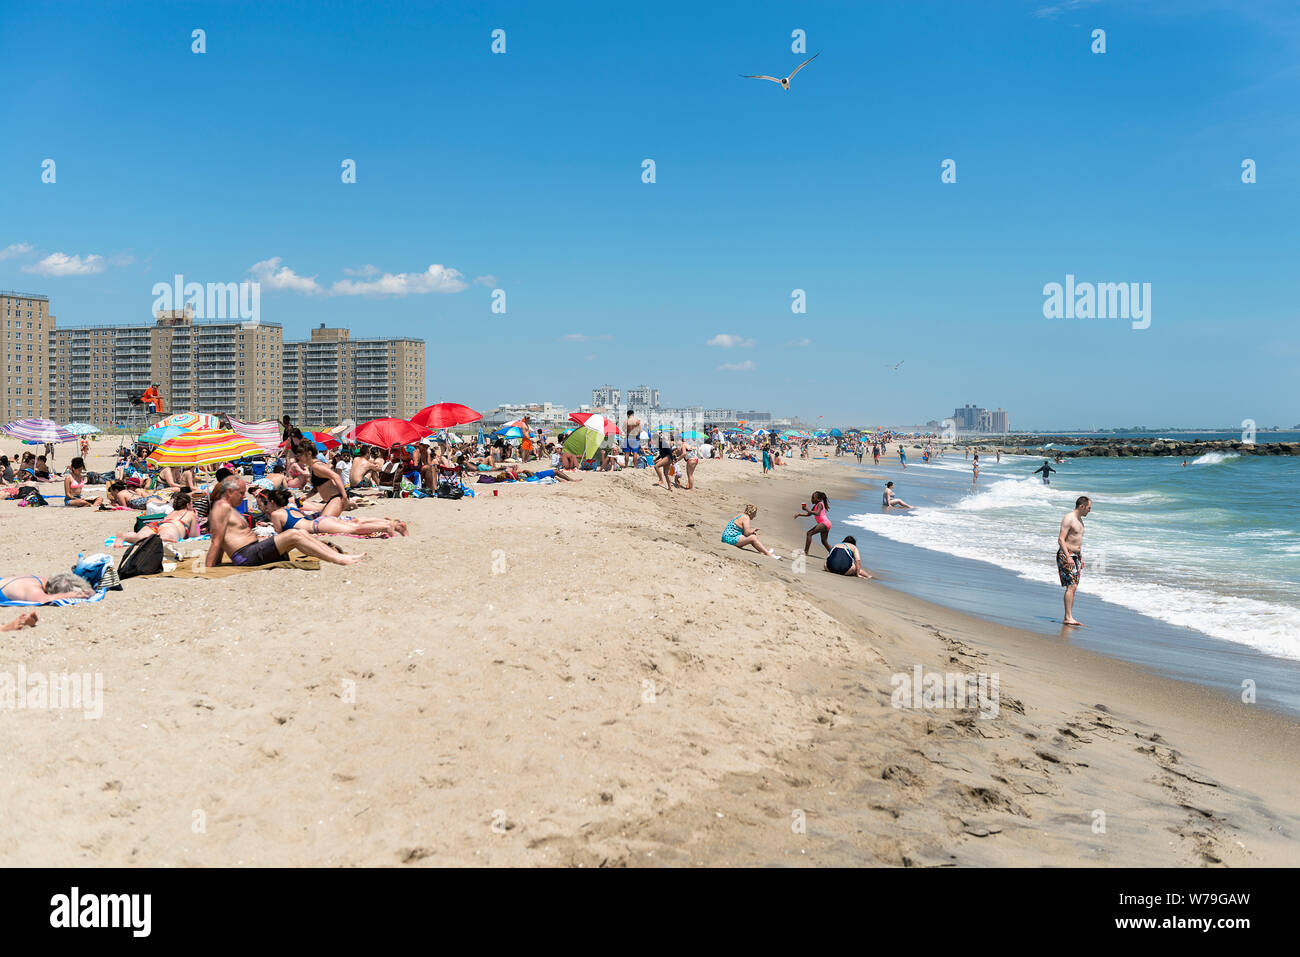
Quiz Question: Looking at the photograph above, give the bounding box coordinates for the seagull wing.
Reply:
[741,74,784,84]
[787,51,821,80]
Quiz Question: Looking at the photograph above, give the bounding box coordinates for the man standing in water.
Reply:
[1033,460,1056,484]
[1056,495,1091,626]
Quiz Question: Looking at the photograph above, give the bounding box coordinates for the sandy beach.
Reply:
[0,445,1296,867]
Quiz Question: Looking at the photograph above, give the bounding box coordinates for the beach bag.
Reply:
[118,536,164,579]
[435,480,463,500]
[74,552,122,591]
[25,490,48,508]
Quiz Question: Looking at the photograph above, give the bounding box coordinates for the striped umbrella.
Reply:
[146,429,264,467]
[63,422,101,435]
[228,417,283,453]
[562,414,608,460]
[568,412,621,436]
[2,418,76,443]
[154,411,221,432]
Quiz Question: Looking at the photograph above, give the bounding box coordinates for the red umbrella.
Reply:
[309,430,340,450]
[354,417,429,448]
[410,402,482,431]
[569,412,622,436]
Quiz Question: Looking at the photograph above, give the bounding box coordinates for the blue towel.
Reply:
[0,588,109,607]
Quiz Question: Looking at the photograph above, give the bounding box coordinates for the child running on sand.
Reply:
[795,491,832,555]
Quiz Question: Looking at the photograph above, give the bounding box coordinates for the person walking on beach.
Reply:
[872,443,880,465]
[972,452,980,484]
[625,408,642,467]
[898,445,907,469]
[1056,495,1091,626]
[795,491,833,555]
[1033,460,1056,484]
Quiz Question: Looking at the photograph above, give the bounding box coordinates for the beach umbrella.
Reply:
[228,417,283,452]
[563,414,607,460]
[493,418,531,441]
[138,425,189,445]
[63,422,101,435]
[681,430,706,441]
[146,429,264,467]
[568,412,622,436]
[2,418,76,443]
[153,411,221,432]
[830,428,843,437]
[410,402,482,431]
[354,417,428,448]
[308,430,341,450]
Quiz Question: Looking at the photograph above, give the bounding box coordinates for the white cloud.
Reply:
[474,275,498,287]
[22,252,106,276]
[343,264,380,278]
[708,333,755,348]
[329,264,467,297]
[717,360,756,372]
[562,333,613,342]
[0,242,33,261]
[1033,0,1098,19]
[249,257,323,294]
[787,338,812,347]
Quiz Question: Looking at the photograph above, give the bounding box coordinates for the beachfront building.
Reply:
[105,309,283,427]
[643,406,704,436]
[282,325,426,425]
[49,324,115,426]
[591,384,620,411]
[1,291,54,424]
[988,408,1009,432]
[625,384,660,409]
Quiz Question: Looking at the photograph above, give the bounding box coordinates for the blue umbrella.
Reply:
[830,428,843,437]
[138,425,188,445]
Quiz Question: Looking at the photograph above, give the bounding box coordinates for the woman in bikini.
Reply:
[294,441,350,517]
[63,457,109,508]
[264,488,407,538]
[120,490,202,544]
[795,491,833,556]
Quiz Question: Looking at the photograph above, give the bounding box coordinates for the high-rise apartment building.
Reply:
[591,384,620,410]
[282,325,425,425]
[626,384,660,409]
[49,325,115,425]
[1,292,53,423]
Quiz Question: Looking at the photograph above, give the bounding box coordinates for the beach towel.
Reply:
[137,553,321,579]
[0,588,109,607]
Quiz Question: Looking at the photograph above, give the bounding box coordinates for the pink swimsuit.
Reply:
[813,502,831,529]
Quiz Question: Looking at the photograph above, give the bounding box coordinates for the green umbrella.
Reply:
[562,414,607,460]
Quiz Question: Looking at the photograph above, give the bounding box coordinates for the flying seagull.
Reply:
[886,360,904,371]
[741,51,820,90]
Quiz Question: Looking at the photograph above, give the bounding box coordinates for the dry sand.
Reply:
[0,442,1296,866]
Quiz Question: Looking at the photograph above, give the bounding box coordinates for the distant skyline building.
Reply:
[625,384,660,409]
[950,403,1009,433]
[591,384,620,410]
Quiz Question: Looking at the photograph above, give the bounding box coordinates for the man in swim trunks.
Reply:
[1033,460,1056,484]
[624,407,642,466]
[205,476,364,568]
[1056,495,1091,626]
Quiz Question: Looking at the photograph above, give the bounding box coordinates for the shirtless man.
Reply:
[624,407,642,467]
[350,446,384,488]
[1056,495,1091,626]
[204,476,363,568]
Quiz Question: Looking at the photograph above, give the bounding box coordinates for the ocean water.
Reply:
[840,448,1300,713]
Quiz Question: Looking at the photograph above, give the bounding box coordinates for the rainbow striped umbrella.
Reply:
[153,411,221,432]
[2,418,76,443]
[146,428,264,467]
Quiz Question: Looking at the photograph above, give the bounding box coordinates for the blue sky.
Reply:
[2,0,1297,429]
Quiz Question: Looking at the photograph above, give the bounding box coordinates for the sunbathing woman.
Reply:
[63,457,109,508]
[0,571,95,603]
[293,441,351,516]
[101,481,170,512]
[264,488,407,537]
[121,491,202,545]
[721,504,780,558]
